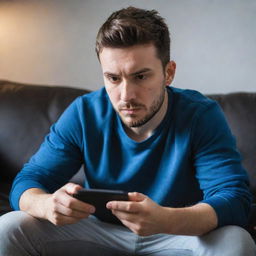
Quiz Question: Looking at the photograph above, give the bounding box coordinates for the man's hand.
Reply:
[20,183,95,226]
[106,192,218,236]
[106,192,167,236]
[43,183,96,225]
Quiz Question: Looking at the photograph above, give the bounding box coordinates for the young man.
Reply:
[0,6,255,256]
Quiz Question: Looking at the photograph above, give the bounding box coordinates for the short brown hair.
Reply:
[96,6,171,68]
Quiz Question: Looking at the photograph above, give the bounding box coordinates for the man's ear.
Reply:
[165,61,176,85]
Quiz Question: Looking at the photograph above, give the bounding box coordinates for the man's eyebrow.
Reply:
[129,68,152,76]
[103,68,152,77]
[103,72,119,76]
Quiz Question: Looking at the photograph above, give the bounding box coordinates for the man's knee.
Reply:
[198,225,256,256]
[0,211,36,235]
[0,211,40,255]
[226,226,255,250]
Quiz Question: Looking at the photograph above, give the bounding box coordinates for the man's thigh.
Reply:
[0,211,135,256]
[137,225,256,256]
[1,212,255,256]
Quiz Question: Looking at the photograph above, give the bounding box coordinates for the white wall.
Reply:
[0,0,255,94]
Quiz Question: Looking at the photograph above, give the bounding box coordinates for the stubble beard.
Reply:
[118,85,166,128]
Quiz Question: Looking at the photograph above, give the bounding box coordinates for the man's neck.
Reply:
[124,91,169,142]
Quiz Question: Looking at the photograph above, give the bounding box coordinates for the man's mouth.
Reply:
[120,108,140,112]
[120,108,140,114]
[118,102,145,116]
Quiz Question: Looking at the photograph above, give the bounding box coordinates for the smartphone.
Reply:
[73,188,129,224]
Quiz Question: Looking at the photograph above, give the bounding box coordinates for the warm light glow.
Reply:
[0,2,23,55]
[0,5,13,47]
[0,1,45,80]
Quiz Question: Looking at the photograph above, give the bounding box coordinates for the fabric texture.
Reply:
[1,211,256,256]
[10,86,251,228]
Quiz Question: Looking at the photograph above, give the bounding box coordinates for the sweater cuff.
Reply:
[202,195,236,227]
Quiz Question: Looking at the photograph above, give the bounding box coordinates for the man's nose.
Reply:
[120,80,136,102]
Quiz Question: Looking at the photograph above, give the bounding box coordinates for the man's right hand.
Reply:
[19,183,96,226]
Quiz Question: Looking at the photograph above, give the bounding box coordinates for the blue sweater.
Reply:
[10,86,251,227]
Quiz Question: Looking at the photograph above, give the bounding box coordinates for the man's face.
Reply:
[99,44,175,128]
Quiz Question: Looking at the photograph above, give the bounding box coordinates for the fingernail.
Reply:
[89,207,95,213]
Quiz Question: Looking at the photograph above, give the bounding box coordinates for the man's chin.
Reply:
[120,116,148,128]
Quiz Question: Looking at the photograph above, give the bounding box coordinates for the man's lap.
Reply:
[0,211,255,256]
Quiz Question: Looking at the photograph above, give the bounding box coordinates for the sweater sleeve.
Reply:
[191,102,252,228]
[10,97,84,210]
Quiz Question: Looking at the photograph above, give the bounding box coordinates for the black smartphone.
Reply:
[73,188,129,224]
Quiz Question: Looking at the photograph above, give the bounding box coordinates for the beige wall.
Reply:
[0,0,255,93]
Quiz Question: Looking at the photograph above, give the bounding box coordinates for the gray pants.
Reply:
[0,211,255,256]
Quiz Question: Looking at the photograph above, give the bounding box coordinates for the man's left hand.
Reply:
[106,192,167,236]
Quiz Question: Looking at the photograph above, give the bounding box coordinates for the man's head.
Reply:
[96,6,170,69]
[97,7,176,129]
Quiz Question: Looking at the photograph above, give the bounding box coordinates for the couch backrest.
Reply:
[209,93,256,199]
[0,80,88,183]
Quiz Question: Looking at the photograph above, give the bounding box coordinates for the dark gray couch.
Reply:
[0,80,255,239]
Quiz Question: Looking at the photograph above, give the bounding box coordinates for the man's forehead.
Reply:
[99,44,158,60]
[99,44,161,74]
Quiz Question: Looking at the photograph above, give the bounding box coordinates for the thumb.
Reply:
[128,192,146,202]
[63,183,84,195]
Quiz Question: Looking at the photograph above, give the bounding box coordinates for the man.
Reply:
[0,6,255,256]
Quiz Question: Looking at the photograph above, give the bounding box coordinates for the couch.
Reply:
[0,80,256,239]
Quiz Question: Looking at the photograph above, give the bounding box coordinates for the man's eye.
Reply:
[136,74,146,80]
[108,76,120,83]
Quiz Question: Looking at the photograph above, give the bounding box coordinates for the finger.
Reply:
[106,201,140,213]
[63,183,84,195]
[54,190,95,214]
[64,184,96,213]
[62,196,95,214]
[73,199,96,214]
[111,209,137,221]
[128,192,146,202]
[50,212,85,226]
[118,218,138,232]
[55,203,92,219]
